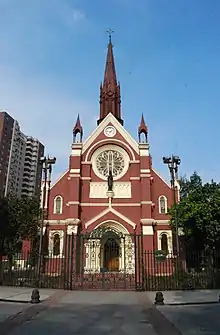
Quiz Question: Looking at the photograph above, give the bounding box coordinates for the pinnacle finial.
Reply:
[106,28,114,44]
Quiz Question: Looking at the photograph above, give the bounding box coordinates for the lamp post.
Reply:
[37,155,56,276]
[163,155,181,255]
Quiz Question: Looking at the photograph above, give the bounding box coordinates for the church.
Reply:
[42,37,175,284]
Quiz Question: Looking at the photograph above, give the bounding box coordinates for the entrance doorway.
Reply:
[103,238,120,271]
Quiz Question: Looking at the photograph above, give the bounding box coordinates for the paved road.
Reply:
[159,303,220,335]
[0,302,29,323]
[2,290,220,334]
[1,291,180,335]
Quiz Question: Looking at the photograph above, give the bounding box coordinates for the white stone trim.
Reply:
[84,207,136,229]
[69,174,80,178]
[85,139,135,162]
[139,143,150,149]
[140,169,151,173]
[156,220,170,225]
[70,168,80,173]
[44,219,66,224]
[140,149,149,156]
[140,174,151,178]
[45,218,80,225]
[141,201,153,205]
[91,144,130,181]
[48,230,64,257]
[66,218,80,224]
[142,226,154,235]
[95,220,130,234]
[67,225,78,235]
[81,177,91,180]
[141,219,170,225]
[53,195,63,214]
[82,113,139,155]
[71,149,81,156]
[66,201,80,206]
[157,230,173,253]
[130,177,140,180]
[89,181,131,198]
[80,202,141,207]
[158,195,168,214]
[81,161,92,165]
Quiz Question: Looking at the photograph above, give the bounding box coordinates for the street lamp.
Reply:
[37,155,56,276]
[163,155,181,254]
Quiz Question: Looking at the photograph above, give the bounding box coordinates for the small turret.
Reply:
[73,114,83,143]
[138,114,148,143]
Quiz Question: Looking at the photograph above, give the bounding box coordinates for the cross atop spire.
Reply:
[106,28,114,44]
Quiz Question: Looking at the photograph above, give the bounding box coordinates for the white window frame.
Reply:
[53,195,63,214]
[48,230,64,258]
[158,195,167,214]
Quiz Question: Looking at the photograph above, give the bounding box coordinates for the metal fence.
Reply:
[1,234,220,291]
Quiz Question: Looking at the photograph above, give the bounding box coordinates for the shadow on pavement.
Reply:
[158,303,220,335]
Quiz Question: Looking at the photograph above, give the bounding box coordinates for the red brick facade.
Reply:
[41,40,175,275]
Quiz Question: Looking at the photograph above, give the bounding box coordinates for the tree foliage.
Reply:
[0,196,41,256]
[169,172,220,251]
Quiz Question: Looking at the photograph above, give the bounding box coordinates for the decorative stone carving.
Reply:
[90,182,131,198]
[67,225,78,235]
[48,230,64,257]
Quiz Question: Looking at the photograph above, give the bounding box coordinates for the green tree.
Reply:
[0,196,41,256]
[169,172,220,252]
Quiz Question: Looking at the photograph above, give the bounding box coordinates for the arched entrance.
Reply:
[103,236,120,272]
[84,223,135,276]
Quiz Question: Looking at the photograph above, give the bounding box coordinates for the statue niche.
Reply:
[107,169,113,191]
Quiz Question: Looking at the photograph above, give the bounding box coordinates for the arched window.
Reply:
[53,234,60,256]
[54,196,62,214]
[161,234,168,253]
[159,196,167,214]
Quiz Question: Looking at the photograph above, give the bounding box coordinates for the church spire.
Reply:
[98,31,123,125]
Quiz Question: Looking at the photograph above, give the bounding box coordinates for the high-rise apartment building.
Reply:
[0,111,44,198]
[5,120,26,197]
[0,112,14,197]
[21,137,44,198]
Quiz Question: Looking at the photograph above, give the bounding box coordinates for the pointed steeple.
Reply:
[98,34,123,125]
[73,114,83,143]
[103,40,117,87]
[138,114,148,143]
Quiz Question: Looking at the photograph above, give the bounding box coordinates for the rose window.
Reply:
[96,150,125,177]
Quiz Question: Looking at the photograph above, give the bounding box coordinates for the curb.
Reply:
[164,300,219,306]
[0,298,32,304]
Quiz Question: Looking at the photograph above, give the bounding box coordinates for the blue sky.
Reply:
[1,0,220,183]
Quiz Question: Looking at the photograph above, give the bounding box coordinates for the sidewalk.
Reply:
[0,287,67,332]
[146,289,220,305]
[0,286,58,303]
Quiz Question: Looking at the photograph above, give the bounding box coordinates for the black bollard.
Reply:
[155,291,164,305]
[31,289,40,304]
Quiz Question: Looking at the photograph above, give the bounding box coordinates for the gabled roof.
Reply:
[85,206,136,229]
[82,113,139,154]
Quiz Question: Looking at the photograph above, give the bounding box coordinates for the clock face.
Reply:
[104,126,116,138]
